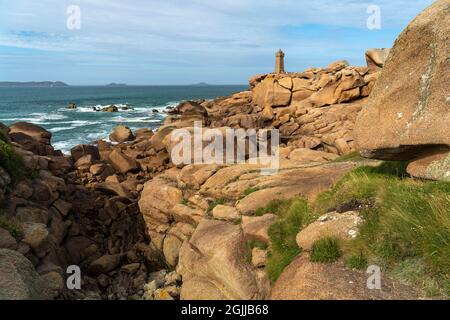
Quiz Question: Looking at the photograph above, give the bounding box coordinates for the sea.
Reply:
[0,85,247,153]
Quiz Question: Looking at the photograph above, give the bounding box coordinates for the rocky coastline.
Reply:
[0,0,449,300]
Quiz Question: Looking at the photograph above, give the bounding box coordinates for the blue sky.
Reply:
[0,0,435,85]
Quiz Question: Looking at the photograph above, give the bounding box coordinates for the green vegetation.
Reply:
[181,198,189,206]
[345,252,368,270]
[29,170,40,181]
[0,139,24,184]
[257,160,449,297]
[265,199,317,282]
[310,237,342,263]
[241,187,259,198]
[0,130,8,143]
[314,161,450,297]
[207,198,225,212]
[253,199,287,217]
[0,214,23,239]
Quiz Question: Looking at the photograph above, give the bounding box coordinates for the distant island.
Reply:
[0,81,69,88]
[106,83,127,87]
[192,82,210,86]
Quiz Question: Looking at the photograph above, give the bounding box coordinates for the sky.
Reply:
[0,0,435,85]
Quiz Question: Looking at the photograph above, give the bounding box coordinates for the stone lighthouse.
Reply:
[275,49,285,74]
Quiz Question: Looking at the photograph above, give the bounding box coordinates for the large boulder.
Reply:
[109,125,135,143]
[296,211,363,251]
[354,0,450,181]
[169,101,208,119]
[70,144,100,162]
[108,149,138,174]
[177,220,268,300]
[252,77,292,108]
[8,122,54,156]
[0,249,51,300]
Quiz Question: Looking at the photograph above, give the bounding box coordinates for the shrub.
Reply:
[0,215,23,239]
[0,139,24,184]
[345,252,368,270]
[310,237,342,263]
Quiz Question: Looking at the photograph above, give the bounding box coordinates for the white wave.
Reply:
[53,139,80,153]
[109,116,161,123]
[1,114,67,123]
[30,113,68,121]
[65,103,134,113]
[49,127,75,133]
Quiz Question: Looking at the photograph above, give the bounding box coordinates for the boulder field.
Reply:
[0,1,448,300]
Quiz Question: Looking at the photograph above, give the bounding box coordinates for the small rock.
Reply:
[87,254,122,275]
[0,227,17,250]
[121,263,140,274]
[251,248,267,268]
[22,222,49,258]
[212,205,240,221]
[67,102,77,109]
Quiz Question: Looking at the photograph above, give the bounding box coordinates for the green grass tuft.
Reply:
[345,252,368,270]
[207,198,225,213]
[0,139,24,185]
[242,187,259,198]
[0,215,23,239]
[265,199,317,282]
[310,237,342,263]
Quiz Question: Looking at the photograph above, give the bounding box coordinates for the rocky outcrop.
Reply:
[354,0,450,181]
[0,48,393,300]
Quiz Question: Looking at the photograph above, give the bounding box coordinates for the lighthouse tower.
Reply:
[275,49,285,74]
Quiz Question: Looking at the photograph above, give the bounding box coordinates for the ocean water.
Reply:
[0,85,247,153]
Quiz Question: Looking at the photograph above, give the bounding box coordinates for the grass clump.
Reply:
[345,252,368,270]
[0,215,23,239]
[207,198,225,213]
[241,187,259,198]
[253,199,287,217]
[265,199,317,282]
[310,237,342,263]
[0,139,24,185]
